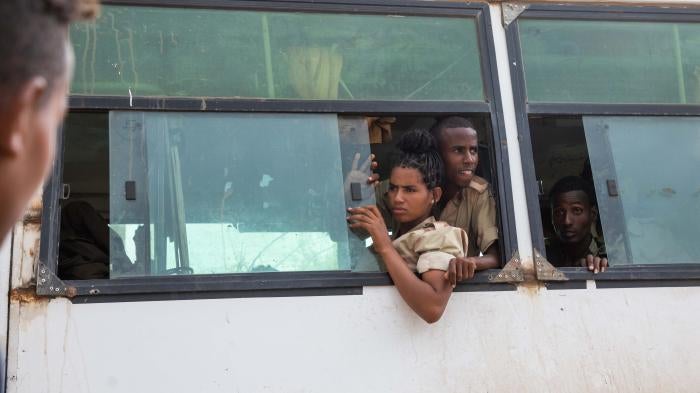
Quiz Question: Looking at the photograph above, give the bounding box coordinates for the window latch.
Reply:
[61,183,71,200]
[125,181,136,200]
[350,182,362,201]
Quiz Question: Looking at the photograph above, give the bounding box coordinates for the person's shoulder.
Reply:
[431,220,468,237]
[431,220,454,230]
[409,218,461,235]
[467,175,491,194]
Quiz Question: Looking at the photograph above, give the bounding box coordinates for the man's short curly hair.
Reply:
[429,116,477,145]
[549,176,597,208]
[0,0,98,95]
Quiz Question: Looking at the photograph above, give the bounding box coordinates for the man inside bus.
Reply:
[0,0,98,242]
[546,175,608,273]
[374,116,500,285]
[429,117,500,284]
[59,200,137,279]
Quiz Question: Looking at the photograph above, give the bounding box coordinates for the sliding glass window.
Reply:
[47,2,508,289]
[511,7,700,274]
[71,6,484,101]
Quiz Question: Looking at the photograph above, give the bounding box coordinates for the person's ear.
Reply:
[0,77,48,157]
[431,186,443,205]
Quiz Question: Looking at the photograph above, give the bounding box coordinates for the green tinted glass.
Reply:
[71,6,483,101]
[520,19,700,104]
[584,116,700,264]
[107,112,381,277]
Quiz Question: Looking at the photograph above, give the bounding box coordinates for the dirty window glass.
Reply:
[71,5,483,101]
[520,19,700,104]
[584,116,700,264]
[108,112,380,277]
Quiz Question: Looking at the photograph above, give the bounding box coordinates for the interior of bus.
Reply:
[58,113,498,280]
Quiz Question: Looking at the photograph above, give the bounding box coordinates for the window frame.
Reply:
[507,3,700,286]
[38,0,518,300]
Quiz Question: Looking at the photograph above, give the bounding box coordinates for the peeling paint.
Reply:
[10,287,77,304]
[9,288,49,305]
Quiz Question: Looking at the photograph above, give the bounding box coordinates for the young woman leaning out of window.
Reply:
[347,130,468,324]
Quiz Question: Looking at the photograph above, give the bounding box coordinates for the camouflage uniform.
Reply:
[546,236,606,267]
[391,217,468,273]
[378,175,499,258]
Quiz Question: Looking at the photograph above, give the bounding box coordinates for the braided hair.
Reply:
[394,129,443,190]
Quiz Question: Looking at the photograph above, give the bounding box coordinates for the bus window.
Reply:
[530,115,700,267]
[50,2,509,288]
[58,113,501,279]
[528,117,604,268]
[583,116,700,265]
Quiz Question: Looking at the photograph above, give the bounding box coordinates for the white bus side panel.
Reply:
[6,286,700,393]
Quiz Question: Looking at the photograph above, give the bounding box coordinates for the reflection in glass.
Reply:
[584,116,700,264]
[72,6,483,101]
[109,112,379,276]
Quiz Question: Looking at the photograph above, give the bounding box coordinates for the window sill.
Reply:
[62,269,514,303]
[544,264,700,290]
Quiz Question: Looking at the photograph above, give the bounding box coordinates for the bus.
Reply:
[2,0,699,391]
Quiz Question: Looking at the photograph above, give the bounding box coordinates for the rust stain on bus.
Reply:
[10,286,77,303]
[10,287,48,304]
[22,197,43,225]
[26,235,40,260]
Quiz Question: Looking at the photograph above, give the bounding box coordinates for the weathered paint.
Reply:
[12,192,44,290]
[0,234,12,393]
[489,3,536,280]
[4,286,700,393]
[5,3,700,392]
[6,191,47,393]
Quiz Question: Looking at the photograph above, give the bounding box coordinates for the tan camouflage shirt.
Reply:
[437,176,499,257]
[391,217,468,274]
[378,175,498,258]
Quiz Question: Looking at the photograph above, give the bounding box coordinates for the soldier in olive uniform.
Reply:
[377,117,500,285]
[349,129,466,323]
[546,176,607,273]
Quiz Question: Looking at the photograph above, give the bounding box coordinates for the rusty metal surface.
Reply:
[12,193,44,289]
[489,250,525,283]
[11,222,40,290]
[9,190,79,300]
[534,248,568,281]
[502,2,528,25]
[9,287,47,304]
[35,263,76,298]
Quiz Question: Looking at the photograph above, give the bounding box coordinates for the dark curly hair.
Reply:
[549,176,597,207]
[429,116,477,146]
[0,0,99,99]
[394,129,443,190]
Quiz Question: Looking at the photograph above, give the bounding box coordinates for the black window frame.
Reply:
[38,0,517,301]
[507,3,700,287]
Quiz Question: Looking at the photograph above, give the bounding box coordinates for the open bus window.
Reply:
[59,114,111,279]
[58,113,500,279]
[530,116,700,266]
[529,117,603,267]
